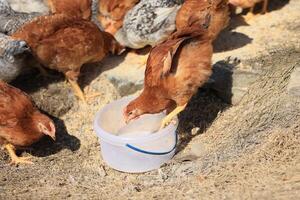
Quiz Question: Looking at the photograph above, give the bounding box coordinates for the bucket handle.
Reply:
[125,133,177,155]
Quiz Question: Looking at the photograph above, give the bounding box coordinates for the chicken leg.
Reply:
[67,78,87,103]
[244,6,255,22]
[262,0,268,14]
[244,0,268,22]
[4,144,33,165]
[160,104,187,129]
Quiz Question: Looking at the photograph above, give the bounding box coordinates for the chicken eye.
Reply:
[128,111,133,115]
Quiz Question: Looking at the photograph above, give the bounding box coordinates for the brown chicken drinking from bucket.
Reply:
[123,25,213,129]
[123,0,230,128]
[0,80,56,165]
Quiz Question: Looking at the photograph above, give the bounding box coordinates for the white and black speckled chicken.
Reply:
[0,33,28,82]
[115,0,183,49]
[91,0,103,30]
[0,0,43,35]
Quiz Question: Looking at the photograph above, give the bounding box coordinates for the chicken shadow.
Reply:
[214,0,290,52]
[23,115,81,157]
[176,60,236,152]
[213,29,252,53]
[79,54,126,89]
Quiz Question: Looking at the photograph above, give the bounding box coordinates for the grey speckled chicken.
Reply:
[0,0,42,35]
[115,0,183,49]
[0,33,28,82]
[91,0,103,30]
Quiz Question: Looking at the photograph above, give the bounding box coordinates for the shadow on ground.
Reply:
[176,60,234,152]
[214,29,253,52]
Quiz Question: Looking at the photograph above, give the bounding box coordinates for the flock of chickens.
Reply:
[0,0,269,165]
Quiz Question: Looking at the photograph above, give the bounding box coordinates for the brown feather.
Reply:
[98,0,139,35]
[124,27,213,119]
[47,0,92,20]
[0,81,55,147]
[11,14,122,81]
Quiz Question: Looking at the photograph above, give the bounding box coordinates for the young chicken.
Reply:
[176,0,230,41]
[0,33,29,82]
[0,0,42,35]
[124,26,213,128]
[12,14,123,102]
[0,80,56,165]
[98,0,140,35]
[114,0,183,49]
[47,0,92,20]
[229,0,268,20]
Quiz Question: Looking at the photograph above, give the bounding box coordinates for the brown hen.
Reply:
[0,80,55,165]
[98,0,139,35]
[124,26,213,128]
[47,0,92,20]
[12,14,123,102]
[176,0,230,40]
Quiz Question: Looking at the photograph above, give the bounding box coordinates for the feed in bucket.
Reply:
[94,96,178,173]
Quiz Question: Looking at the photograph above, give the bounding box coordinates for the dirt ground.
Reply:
[1,0,300,199]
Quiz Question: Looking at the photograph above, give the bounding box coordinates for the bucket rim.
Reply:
[93,97,178,145]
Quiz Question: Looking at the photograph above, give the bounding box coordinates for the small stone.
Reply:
[157,169,168,181]
[287,67,300,97]
[191,127,200,136]
[103,54,146,96]
[209,60,263,105]
[190,142,206,157]
[98,165,107,177]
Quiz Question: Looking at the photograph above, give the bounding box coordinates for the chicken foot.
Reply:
[160,104,187,129]
[4,144,33,165]
[244,0,268,22]
[244,6,255,21]
[67,78,87,103]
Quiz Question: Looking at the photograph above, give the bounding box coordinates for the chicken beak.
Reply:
[124,114,131,124]
[50,135,56,141]
[48,122,56,141]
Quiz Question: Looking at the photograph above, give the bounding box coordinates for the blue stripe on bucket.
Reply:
[125,133,178,155]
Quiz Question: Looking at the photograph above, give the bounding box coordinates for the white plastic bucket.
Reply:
[93,96,178,173]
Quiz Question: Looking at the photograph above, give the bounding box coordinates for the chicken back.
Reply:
[11,14,123,101]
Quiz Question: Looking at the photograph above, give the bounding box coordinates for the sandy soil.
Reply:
[1,0,300,199]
